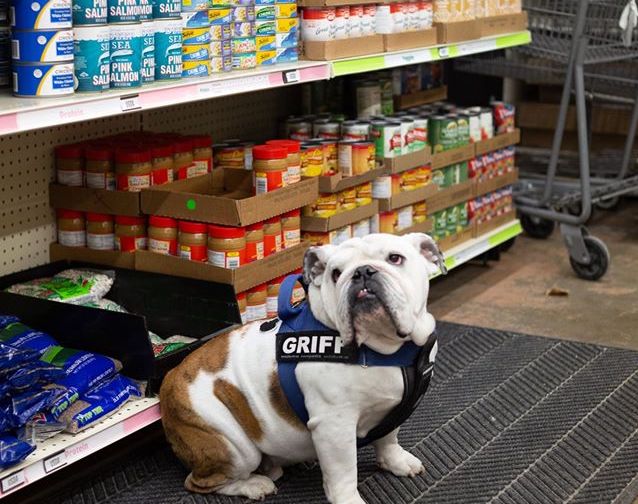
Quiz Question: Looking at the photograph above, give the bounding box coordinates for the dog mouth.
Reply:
[355,287,377,300]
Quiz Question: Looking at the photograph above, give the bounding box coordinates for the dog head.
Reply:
[303,233,446,354]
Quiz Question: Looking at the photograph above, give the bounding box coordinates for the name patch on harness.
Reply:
[276,332,358,363]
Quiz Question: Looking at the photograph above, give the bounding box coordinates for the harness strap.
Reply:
[278,362,310,424]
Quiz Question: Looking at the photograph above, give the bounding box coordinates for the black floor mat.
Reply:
[54,323,638,504]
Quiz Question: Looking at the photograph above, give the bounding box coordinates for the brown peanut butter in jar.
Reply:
[173,138,195,180]
[150,145,175,186]
[190,135,213,177]
[281,209,301,249]
[85,145,115,190]
[56,144,84,187]
[266,139,301,185]
[266,276,284,318]
[57,209,86,247]
[115,215,147,252]
[178,221,208,262]
[115,148,152,192]
[236,292,248,324]
[245,222,264,262]
[253,145,288,193]
[148,216,178,255]
[207,224,246,269]
[86,213,115,250]
[246,284,267,322]
[263,216,282,256]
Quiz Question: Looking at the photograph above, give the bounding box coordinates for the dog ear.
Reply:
[303,245,337,286]
[405,233,447,275]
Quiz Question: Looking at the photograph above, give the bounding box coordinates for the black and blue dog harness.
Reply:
[265,274,437,448]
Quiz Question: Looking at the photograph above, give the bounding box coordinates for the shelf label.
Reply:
[282,69,300,84]
[120,95,141,112]
[44,451,67,474]
[438,47,450,58]
[1,469,25,493]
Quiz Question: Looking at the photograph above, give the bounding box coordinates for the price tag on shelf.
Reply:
[282,69,300,84]
[1,469,25,493]
[44,451,67,473]
[120,95,141,112]
[438,47,450,58]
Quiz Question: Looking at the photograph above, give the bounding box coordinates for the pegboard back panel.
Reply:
[0,114,141,276]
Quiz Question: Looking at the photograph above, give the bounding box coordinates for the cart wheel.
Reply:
[570,236,610,281]
[520,214,555,239]
[595,196,620,211]
[499,237,516,252]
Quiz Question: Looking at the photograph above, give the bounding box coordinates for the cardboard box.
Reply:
[377,184,438,212]
[437,226,473,252]
[474,169,519,197]
[436,19,481,44]
[396,218,434,236]
[50,184,142,216]
[474,210,517,238]
[426,179,475,213]
[50,243,136,270]
[383,28,438,52]
[318,167,384,193]
[394,86,448,111]
[384,148,432,174]
[136,243,307,293]
[142,170,319,226]
[474,129,521,156]
[480,12,528,37]
[301,201,379,232]
[431,144,475,170]
[303,35,384,60]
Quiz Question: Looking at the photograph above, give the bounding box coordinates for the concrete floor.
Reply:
[429,200,638,351]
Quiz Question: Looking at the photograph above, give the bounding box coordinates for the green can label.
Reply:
[446,205,459,235]
[457,114,470,147]
[429,115,457,153]
[458,202,468,229]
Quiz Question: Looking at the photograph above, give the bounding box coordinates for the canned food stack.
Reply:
[214,139,254,169]
[273,1,298,65]
[10,0,75,97]
[231,3,255,71]
[181,2,215,78]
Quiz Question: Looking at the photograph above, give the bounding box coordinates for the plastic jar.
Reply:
[207,224,246,269]
[263,216,282,256]
[245,222,265,263]
[281,209,301,249]
[253,144,288,193]
[236,292,248,324]
[85,145,115,191]
[86,213,115,250]
[190,135,213,177]
[148,216,178,255]
[57,209,86,247]
[115,215,147,252]
[56,144,84,187]
[178,221,208,261]
[115,147,152,191]
[266,276,284,318]
[246,283,267,322]
[266,139,301,185]
[173,138,195,180]
[151,144,175,186]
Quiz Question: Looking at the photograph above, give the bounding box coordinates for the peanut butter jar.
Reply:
[86,213,115,250]
[148,216,178,255]
[178,221,208,262]
[207,224,246,269]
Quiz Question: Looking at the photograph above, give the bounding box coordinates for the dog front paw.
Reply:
[377,447,425,478]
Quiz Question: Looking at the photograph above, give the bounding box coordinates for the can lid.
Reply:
[265,139,301,154]
[246,222,264,231]
[84,145,113,161]
[247,283,267,293]
[55,143,84,159]
[149,215,177,228]
[115,215,146,226]
[86,212,112,222]
[264,216,281,225]
[189,135,212,149]
[57,209,83,219]
[150,144,174,158]
[282,208,301,218]
[207,224,246,239]
[115,147,152,164]
[179,221,207,234]
[253,144,287,160]
[173,137,194,153]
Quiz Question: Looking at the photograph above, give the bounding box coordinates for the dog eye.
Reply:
[331,268,342,283]
[388,254,405,265]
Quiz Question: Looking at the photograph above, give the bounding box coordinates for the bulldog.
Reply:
[160,232,445,504]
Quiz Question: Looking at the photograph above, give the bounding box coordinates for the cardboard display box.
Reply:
[383,28,438,52]
[435,19,482,44]
[50,185,142,216]
[426,179,475,213]
[474,169,519,197]
[50,243,136,269]
[480,12,528,37]
[377,184,438,212]
[396,219,434,236]
[136,243,307,293]
[303,35,384,60]
[437,226,474,252]
[384,148,432,175]
[318,167,384,193]
[473,210,517,238]
[475,129,520,156]
[394,86,448,111]
[431,144,475,170]
[142,169,319,226]
[301,201,379,232]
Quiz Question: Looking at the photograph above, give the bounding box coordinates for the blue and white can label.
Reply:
[139,0,152,20]
[110,23,142,88]
[10,0,72,29]
[141,20,155,83]
[13,61,75,96]
[72,0,107,25]
[152,0,180,19]
[74,25,110,91]
[180,0,206,11]
[108,0,141,23]
[11,29,74,62]
[154,17,182,80]
[180,9,208,28]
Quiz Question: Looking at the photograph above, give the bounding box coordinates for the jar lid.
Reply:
[208,224,246,239]
[57,209,83,219]
[86,212,113,222]
[115,147,152,164]
[268,275,285,285]
[247,283,267,293]
[115,215,146,226]
[236,292,246,301]
[246,222,264,231]
[55,143,83,159]
[189,135,212,149]
[253,145,287,160]
[84,145,113,161]
[173,138,193,153]
[179,221,207,234]
[265,139,300,154]
[149,216,177,228]
[264,216,281,225]
[150,144,174,158]
[282,209,301,218]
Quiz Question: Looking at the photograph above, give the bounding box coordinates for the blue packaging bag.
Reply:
[0,341,38,370]
[0,322,58,356]
[0,434,35,469]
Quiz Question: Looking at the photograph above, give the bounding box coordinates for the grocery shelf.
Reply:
[0,397,160,498]
[331,31,532,77]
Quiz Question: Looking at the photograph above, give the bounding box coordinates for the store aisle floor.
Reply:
[429,199,638,351]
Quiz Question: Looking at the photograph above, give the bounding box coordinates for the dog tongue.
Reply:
[357,288,368,299]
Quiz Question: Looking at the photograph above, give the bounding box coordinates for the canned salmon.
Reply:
[110,23,142,89]
[74,25,110,92]
[73,0,107,25]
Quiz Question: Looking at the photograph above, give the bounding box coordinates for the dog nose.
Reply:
[352,265,378,281]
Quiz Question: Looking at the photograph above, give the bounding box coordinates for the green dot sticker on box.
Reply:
[186,199,197,211]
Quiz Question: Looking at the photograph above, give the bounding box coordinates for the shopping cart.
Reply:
[455,0,638,280]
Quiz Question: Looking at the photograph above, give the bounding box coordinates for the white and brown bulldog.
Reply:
[160,232,445,504]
